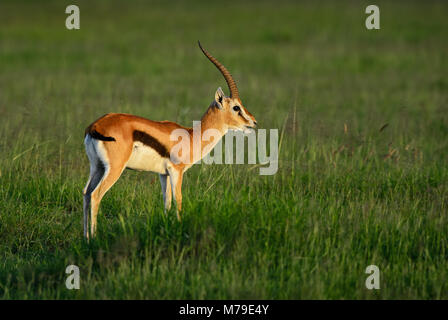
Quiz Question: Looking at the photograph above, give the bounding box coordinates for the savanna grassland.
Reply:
[0,0,447,299]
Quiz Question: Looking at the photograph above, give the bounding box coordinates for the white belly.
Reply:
[126,142,168,174]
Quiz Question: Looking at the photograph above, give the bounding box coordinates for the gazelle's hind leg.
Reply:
[83,161,105,239]
[83,176,92,239]
[83,136,132,239]
[159,173,172,213]
[89,140,132,238]
[89,163,126,237]
[83,135,105,239]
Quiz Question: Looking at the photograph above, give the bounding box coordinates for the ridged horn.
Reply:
[198,41,239,99]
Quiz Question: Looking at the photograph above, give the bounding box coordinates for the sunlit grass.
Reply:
[0,0,447,299]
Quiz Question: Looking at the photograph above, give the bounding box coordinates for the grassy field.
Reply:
[0,0,447,299]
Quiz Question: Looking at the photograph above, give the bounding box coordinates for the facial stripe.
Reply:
[238,107,251,122]
[238,111,250,123]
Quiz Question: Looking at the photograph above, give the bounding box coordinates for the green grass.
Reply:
[0,0,447,299]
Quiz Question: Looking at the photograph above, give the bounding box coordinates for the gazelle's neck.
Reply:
[190,105,227,163]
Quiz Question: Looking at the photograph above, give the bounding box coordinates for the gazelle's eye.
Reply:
[233,106,240,112]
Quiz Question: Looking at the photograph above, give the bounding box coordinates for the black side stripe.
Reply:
[133,130,170,158]
[89,130,116,142]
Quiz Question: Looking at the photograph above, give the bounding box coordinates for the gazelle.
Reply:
[82,41,257,238]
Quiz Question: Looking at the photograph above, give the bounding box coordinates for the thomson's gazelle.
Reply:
[83,41,257,239]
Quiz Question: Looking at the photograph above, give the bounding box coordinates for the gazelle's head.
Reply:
[199,41,257,133]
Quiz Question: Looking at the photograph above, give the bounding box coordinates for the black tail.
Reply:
[88,130,116,141]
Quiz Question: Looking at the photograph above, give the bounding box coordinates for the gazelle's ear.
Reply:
[214,87,225,109]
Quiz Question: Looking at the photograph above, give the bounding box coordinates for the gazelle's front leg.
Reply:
[159,173,172,212]
[167,165,184,221]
